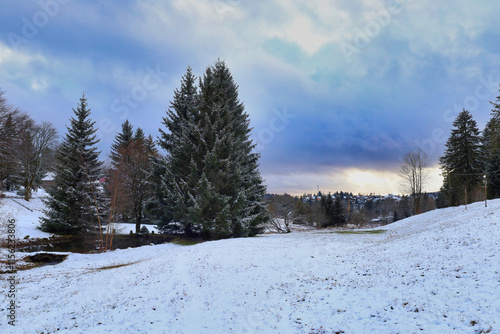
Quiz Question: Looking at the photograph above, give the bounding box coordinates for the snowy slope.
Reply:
[0,191,51,240]
[0,191,159,240]
[1,199,499,333]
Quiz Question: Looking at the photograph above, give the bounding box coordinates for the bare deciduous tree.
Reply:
[17,120,58,200]
[267,194,296,233]
[399,149,430,214]
[0,90,29,190]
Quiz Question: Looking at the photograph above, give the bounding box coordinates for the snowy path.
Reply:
[1,199,499,333]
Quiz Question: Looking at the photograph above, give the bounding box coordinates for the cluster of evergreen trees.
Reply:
[438,90,500,206]
[319,193,347,227]
[37,60,269,239]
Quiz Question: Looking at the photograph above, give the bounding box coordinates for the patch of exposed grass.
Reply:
[171,238,203,246]
[93,261,140,272]
[320,229,386,235]
[335,229,386,234]
[0,263,38,274]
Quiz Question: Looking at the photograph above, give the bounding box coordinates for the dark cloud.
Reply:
[1,0,499,193]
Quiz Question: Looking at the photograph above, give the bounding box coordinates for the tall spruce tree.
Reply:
[158,61,269,239]
[484,86,500,198]
[39,95,104,234]
[110,120,134,166]
[193,60,268,238]
[158,66,200,235]
[439,109,484,206]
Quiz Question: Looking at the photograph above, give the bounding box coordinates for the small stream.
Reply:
[18,234,183,253]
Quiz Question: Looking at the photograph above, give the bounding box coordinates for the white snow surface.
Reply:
[1,199,499,333]
[112,223,160,235]
[0,191,50,240]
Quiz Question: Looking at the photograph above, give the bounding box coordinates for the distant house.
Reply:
[41,172,55,190]
[40,173,108,191]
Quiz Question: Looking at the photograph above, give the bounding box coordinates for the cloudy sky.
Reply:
[1,0,500,195]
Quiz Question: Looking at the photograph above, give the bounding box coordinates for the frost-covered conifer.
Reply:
[158,61,269,238]
[439,109,484,205]
[157,66,200,235]
[110,120,134,167]
[39,95,104,234]
[484,87,500,199]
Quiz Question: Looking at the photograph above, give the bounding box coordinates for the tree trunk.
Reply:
[135,213,142,234]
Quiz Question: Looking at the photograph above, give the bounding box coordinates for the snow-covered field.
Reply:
[0,191,50,240]
[1,196,499,333]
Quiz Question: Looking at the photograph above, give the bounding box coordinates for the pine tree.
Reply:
[393,210,399,222]
[439,109,484,205]
[158,61,269,239]
[484,88,500,199]
[320,193,333,227]
[157,66,200,235]
[398,195,411,217]
[332,195,347,226]
[192,60,269,238]
[39,94,104,234]
[144,134,158,156]
[147,155,174,230]
[110,120,133,166]
[107,121,157,233]
[321,194,347,227]
[134,127,145,142]
[107,120,134,222]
